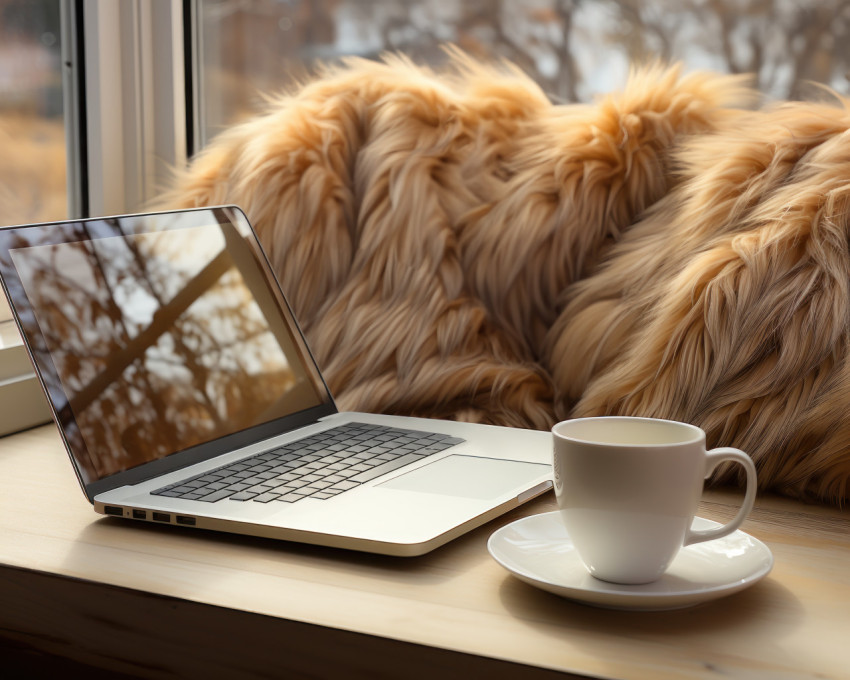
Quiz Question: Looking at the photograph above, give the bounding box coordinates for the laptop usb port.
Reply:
[132,509,146,520]
[152,512,171,523]
[104,505,123,516]
[176,516,196,526]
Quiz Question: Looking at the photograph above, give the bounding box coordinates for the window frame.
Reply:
[66,0,196,219]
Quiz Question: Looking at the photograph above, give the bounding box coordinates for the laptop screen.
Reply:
[0,206,335,492]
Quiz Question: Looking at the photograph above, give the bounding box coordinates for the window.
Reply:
[3,1,849,225]
[0,0,64,428]
[196,0,850,141]
[0,0,66,228]
[76,0,188,218]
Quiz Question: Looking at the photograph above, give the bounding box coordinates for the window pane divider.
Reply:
[80,0,188,217]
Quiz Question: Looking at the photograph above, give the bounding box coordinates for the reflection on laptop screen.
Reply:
[0,207,330,484]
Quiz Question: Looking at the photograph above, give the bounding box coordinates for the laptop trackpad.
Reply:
[378,455,548,500]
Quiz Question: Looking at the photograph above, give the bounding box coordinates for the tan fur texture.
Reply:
[549,99,850,503]
[157,53,850,504]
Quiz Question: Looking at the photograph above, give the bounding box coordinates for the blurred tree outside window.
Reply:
[0,0,65,323]
[0,0,66,230]
[198,0,850,142]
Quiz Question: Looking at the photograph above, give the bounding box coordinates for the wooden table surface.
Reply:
[1,424,848,679]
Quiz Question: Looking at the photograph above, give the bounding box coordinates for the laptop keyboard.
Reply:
[151,422,464,504]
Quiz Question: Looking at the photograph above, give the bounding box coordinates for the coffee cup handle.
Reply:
[683,447,758,547]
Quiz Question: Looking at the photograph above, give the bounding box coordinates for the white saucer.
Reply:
[488,511,773,611]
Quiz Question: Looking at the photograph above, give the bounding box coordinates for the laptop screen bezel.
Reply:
[0,205,339,502]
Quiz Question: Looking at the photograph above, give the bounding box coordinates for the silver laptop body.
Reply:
[0,206,551,555]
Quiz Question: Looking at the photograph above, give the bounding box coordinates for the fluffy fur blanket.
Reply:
[158,53,850,505]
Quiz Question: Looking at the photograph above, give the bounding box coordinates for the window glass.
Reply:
[198,0,850,140]
[0,0,66,228]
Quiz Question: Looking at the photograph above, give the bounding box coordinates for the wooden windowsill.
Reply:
[0,424,847,678]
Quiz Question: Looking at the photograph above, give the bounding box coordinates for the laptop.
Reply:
[0,205,552,556]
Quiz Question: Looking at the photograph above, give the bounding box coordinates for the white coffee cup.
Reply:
[552,416,757,585]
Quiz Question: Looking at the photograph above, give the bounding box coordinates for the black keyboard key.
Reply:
[348,453,426,483]
[253,492,282,503]
[306,481,333,491]
[229,491,259,501]
[279,492,308,502]
[197,489,235,502]
[328,480,359,492]
[155,489,183,497]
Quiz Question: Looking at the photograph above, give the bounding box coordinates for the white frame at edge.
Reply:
[64,0,195,218]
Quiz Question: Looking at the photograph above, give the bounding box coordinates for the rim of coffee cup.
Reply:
[552,416,705,448]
